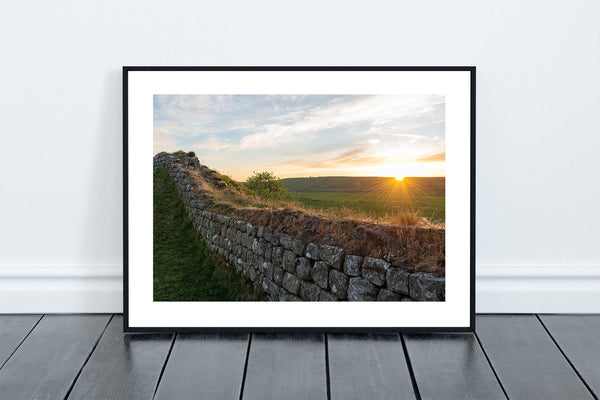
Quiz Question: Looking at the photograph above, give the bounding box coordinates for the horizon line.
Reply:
[278,175,446,179]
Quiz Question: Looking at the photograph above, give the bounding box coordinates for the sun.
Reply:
[395,176,405,181]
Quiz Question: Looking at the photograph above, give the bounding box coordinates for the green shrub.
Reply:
[244,171,292,201]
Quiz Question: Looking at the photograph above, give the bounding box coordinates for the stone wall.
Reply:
[154,152,445,302]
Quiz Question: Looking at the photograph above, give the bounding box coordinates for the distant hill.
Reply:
[281,176,445,197]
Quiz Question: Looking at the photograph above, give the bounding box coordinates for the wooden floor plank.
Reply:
[154,333,249,400]
[0,314,111,400]
[538,314,600,397]
[404,333,506,400]
[242,333,327,400]
[0,314,41,368]
[476,315,595,400]
[66,315,173,400]
[328,333,416,400]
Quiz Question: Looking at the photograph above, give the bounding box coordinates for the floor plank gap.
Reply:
[243,333,327,400]
[477,315,595,399]
[535,315,598,400]
[405,332,506,400]
[63,314,114,400]
[329,332,415,400]
[474,331,510,400]
[324,334,331,400]
[0,314,43,371]
[154,333,249,400]
[2,315,597,399]
[238,333,252,400]
[0,315,112,399]
[152,333,177,400]
[400,333,422,400]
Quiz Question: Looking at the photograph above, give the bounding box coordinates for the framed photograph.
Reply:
[124,67,475,332]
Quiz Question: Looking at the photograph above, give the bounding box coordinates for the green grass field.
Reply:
[282,176,445,222]
[153,168,265,301]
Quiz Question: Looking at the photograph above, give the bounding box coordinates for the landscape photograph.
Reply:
[153,94,446,302]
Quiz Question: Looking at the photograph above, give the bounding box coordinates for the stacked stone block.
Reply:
[153,152,445,302]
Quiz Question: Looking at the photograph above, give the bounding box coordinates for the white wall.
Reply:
[1,0,598,313]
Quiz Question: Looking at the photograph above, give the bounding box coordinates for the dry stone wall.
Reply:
[154,152,445,302]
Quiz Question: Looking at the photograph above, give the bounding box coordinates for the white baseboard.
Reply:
[1,265,598,313]
[476,266,600,313]
[0,266,123,313]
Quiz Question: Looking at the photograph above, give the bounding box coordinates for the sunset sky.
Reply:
[154,94,445,181]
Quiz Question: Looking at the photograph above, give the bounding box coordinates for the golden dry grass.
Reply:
[177,164,446,275]
[193,169,442,229]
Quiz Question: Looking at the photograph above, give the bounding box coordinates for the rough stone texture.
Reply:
[184,153,200,168]
[154,152,445,303]
[387,268,410,295]
[279,290,301,301]
[279,233,305,256]
[271,246,284,267]
[261,278,279,298]
[295,257,313,281]
[299,281,320,301]
[282,250,297,273]
[247,267,257,282]
[319,290,338,301]
[329,270,349,300]
[242,233,251,249]
[273,266,285,285]
[305,242,321,260]
[259,261,274,280]
[347,277,379,301]
[252,238,266,256]
[279,234,293,251]
[362,257,390,286]
[319,245,345,270]
[263,228,280,246]
[343,255,363,277]
[264,243,273,262]
[410,272,445,301]
[290,237,306,256]
[377,289,403,301]
[282,272,301,295]
[311,261,329,289]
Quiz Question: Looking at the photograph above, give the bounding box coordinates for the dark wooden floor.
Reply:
[0,315,597,399]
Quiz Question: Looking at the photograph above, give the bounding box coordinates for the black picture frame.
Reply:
[123,66,475,333]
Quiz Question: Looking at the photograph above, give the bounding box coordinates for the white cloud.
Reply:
[153,94,446,178]
[235,95,444,150]
[191,136,233,153]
